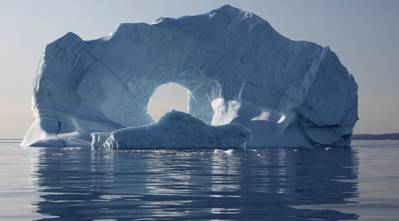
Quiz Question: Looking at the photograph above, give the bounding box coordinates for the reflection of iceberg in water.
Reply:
[33,148,358,220]
[238,149,359,220]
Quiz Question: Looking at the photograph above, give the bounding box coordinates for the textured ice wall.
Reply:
[22,5,358,147]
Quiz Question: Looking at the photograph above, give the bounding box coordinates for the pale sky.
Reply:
[0,0,398,138]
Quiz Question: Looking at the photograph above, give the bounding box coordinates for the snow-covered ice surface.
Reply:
[93,110,251,149]
[22,5,358,148]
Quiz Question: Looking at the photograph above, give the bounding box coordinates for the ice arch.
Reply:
[147,83,189,121]
[22,5,358,147]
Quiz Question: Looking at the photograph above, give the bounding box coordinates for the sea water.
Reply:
[0,140,398,220]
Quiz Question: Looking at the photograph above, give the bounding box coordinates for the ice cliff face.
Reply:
[22,5,358,148]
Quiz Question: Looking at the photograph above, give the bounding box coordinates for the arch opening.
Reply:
[147,83,190,121]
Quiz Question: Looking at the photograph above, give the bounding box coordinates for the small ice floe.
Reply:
[214,149,234,154]
[224,149,234,154]
[213,149,221,154]
[63,147,82,151]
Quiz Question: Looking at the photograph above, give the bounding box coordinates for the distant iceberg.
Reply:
[22,5,358,148]
[92,110,251,149]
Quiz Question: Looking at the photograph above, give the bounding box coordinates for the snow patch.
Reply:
[251,111,270,121]
[211,98,241,126]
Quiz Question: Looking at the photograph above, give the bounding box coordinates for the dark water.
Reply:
[1,141,399,220]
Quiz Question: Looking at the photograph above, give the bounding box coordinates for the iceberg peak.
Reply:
[210,4,243,16]
[210,4,256,20]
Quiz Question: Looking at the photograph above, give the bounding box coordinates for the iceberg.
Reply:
[22,5,358,148]
[92,110,251,149]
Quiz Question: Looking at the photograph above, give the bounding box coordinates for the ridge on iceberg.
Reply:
[22,5,358,148]
[92,110,251,149]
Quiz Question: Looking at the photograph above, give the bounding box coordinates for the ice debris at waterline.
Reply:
[91,111,251,149]
[22,5,358,148]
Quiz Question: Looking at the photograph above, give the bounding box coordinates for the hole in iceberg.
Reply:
[147,83,190,121]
